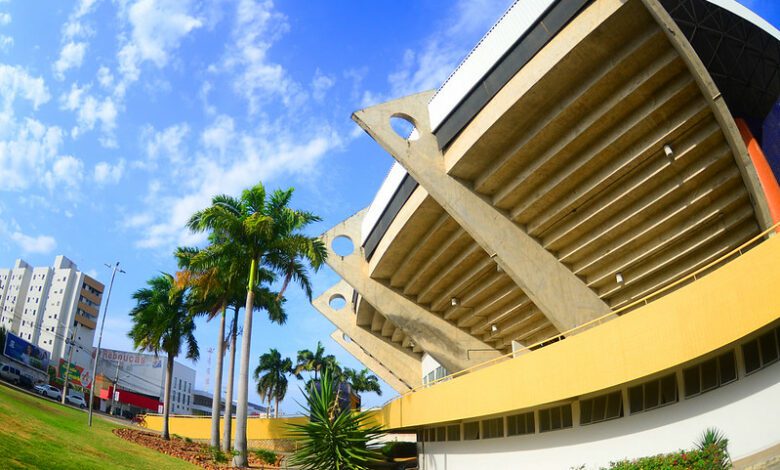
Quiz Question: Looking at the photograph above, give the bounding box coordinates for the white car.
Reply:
[0,364,21,385]
[65,391,87,408]
[34,384,62,400]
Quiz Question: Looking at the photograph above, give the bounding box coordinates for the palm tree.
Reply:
[254,348,293,418]
[345,368,382,397]
[187,183,326,466]
[128,273,199,440]
[287,369,384,470]
[295,341,336,381]
[175,242,247,450]
[223,273,285,452]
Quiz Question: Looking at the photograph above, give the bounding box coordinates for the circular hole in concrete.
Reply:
[390,114,419,141]
[331,235,354,257]
[329,293,346,310]
[342,333,351,343]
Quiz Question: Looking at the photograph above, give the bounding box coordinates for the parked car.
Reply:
[0,364,21,385]
[65,391,86,408]
[34,384,62,400]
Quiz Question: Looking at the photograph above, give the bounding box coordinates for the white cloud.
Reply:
[0,64,50,116]
[60,84,118,145]
[311,69,335,102]
[86,268,98,279]
[131,122,341,250]
[43,155,84,192]
[364,0,514,105]
[117,0,203,83]
[0,13,11,26]
[53,41,87,79]
[0,35,12,52]
[62,0,99,41]
[94,158,125,185]
[0,118,64,191]
[201,115,234,158]
[141,123,189,168]
[97,66,113,89]
[221,0,305,113]
[10,231,57,254]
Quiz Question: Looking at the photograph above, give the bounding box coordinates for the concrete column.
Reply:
[320,209,500,372]
[352,91,613,332]
[330,330,411,395]
[313,280,422,390]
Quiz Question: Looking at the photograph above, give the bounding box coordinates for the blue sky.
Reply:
[0,0,777,412]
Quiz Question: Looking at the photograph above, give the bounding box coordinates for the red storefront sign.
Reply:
[102,386,161,412]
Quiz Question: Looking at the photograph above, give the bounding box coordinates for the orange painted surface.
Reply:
[735,118,780,229]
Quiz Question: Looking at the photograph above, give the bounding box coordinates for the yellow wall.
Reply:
[143,415,308,440]
[144,236,780,435]
[378,234,780,429]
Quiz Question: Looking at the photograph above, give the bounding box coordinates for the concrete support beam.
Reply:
[321,210,500,372]
[312,280,422,390]
[352,92,613,331]
[330,330,410,395]
[639,0,775,232]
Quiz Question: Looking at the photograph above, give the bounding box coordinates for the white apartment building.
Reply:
[0,256,104,372]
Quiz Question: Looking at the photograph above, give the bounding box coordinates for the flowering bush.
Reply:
[605,444,730,469]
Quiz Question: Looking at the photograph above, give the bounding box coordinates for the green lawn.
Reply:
[0,384,197,469]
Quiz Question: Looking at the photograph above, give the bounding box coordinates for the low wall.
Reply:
[143,414,308,449]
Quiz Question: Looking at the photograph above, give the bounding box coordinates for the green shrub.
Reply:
[604,428,730,469]
[605,445,731,469]
[207,446,228,464]
[254,449,277,465]
[183,437,192,444]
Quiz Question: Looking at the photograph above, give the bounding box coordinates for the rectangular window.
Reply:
[463,421,480,440]
[629,374,677,414]
[743,328,780,375]
[580,391,623,425]
[684,350,738,398]
[446,424,460,442]
[481,417,503,439]
[539,404,572,432]
[434,426,446,442]
[506,411,535,436]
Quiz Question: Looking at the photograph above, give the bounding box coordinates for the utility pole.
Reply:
[109,363,120,415]
[61,324,79,405]
[87,261,124,427]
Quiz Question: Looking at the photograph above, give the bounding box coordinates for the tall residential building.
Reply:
[0,255,104,372]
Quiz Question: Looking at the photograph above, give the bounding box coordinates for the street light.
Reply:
[87,261,125,427]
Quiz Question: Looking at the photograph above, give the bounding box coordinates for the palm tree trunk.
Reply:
[162,355,175,440]
[233,258,257,468]
[274,396,279,418]
[222,307,238,452]
[210,306,227,448]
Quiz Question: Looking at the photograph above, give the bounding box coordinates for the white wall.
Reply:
[420,363,780,469]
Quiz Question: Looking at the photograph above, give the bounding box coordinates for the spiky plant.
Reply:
[287,369,384,470]
[696,427,731,467]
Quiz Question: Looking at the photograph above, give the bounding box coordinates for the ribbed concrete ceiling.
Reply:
[361,0,763,355]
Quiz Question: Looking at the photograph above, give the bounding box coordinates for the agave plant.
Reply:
[696,427,731,467]
[287,369,384,470]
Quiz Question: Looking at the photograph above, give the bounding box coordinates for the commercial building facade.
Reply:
[315,0,780,467]
[94,348,196,417]
[0,255,103,379]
